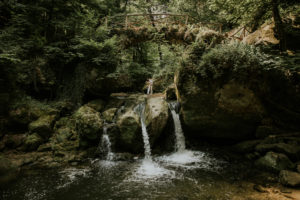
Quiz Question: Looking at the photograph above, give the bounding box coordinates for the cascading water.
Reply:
[135,103,152,160]
[133,103,170,179]
[99,126,114,161]
[168,102,186,152]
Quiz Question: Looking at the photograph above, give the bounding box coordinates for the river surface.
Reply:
[0,147,287,200]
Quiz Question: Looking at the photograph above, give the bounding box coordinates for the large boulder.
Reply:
[74,105,103,141]
[176,70,265,140]
[145,96,169,144]
[255,151,294,172]
[28,115,56,138]
[116,109,142,153]
[279,170,300,187]
[114,94,146,153]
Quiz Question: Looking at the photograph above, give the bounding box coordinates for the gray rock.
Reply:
[279,170,300,187]
[255,151,294,172]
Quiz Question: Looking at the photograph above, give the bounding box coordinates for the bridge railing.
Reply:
[101,13,223,33]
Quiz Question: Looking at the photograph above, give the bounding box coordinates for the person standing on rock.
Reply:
[147,78,153,95]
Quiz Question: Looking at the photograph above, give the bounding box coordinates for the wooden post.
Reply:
[125,15,128,29]
[219,24,222,33]
[243,27,246,38]
[185,15,189,25]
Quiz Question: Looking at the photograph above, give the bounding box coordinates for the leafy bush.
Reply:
[196,42,280,81]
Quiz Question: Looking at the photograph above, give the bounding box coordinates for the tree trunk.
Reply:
[272,0,286,51]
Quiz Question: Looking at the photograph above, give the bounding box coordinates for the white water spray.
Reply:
[135,103,152,160]
[99,126,114,161]
[168,102,186,152]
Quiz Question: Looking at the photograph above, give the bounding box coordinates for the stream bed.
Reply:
[0,148,291,200]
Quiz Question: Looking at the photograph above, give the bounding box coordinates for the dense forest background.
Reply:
[0,0,299,112]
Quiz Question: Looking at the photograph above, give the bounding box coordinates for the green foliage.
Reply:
[196,42,281,80]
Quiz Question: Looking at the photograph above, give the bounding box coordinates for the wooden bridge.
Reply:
[101,13,250,47]
[102,13,223,33]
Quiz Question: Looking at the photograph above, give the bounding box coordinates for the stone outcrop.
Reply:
[279,170,300,187]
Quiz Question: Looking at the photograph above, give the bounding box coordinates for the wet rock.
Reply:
[102,108,117,123]
[116,109,141,153]
[86,99,106,112]
[74,105,103,140]
[233,140,262,153]
[28,115,56,138]
[145,96,169,144]
[255,143,300,160]
[279,170,300,187]
[165,84,177,100]
[255,151,294,172]
[0,156,20,186]
[22,133,44,151]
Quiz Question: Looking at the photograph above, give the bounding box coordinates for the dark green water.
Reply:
[0,150,261,200]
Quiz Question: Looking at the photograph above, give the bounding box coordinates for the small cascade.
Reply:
[99,126,114,161]
[135,103,152,160]
[168,101,186,152]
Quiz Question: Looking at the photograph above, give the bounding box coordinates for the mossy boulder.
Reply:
[145,96,169,144]
[74,106,103,141]
[86,99,106,112]
[23,133,44,151]
[116,109,142,153]
[9,98,58,125]
[255,151,294,172]
[102,108,117,122]
[28,115,56,138]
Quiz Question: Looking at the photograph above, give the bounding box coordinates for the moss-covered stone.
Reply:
[23,133,44,151]
[279,170,300,187]
[28,115,56,138]
[74,105,103,140]
[86,99,106,112]
[102,108,117,122]
[145,96,169,144]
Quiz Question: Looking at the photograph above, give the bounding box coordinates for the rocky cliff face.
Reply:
[175,44,300,141]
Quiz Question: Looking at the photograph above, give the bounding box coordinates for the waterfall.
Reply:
[168,102,186,152]
[135,103,152,160]
[99,126,114,161]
